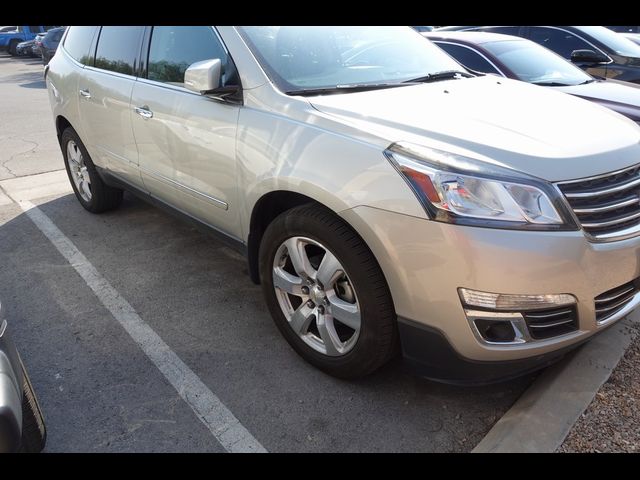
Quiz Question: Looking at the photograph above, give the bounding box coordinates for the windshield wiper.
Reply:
[531,81,572,87]
[403,70,474,83]
[286,83,411,97]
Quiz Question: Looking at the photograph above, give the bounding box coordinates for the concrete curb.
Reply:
[472,310,640,453]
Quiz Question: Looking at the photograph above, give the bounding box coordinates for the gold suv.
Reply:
[46,26,640,383]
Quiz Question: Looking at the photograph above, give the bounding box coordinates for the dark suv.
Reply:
[438,26,640,84]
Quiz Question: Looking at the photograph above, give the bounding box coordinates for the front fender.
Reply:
[236,100,426,242]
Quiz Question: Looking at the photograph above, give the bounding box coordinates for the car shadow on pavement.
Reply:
[0,192,537,452]
[0,54,46,88]
[0,70,45,88]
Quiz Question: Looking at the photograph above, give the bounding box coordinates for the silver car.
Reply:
[45,26,640,383]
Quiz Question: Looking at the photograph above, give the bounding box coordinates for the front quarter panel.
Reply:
[235,92,427,241]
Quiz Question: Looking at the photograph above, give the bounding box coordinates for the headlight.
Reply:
[385,142,575,230]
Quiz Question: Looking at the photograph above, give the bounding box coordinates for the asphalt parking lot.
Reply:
[0,53,536,452]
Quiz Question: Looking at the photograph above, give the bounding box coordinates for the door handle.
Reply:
[79,89,91,99]
[134,106,153,119]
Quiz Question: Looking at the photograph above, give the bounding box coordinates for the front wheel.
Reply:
[259,204,398,379]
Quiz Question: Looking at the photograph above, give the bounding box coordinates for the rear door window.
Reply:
[63,26,98,65]
[95,26,145,76]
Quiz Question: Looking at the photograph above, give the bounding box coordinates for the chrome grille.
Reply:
[557,164,640,241]
[595,280,639,323]
[523,306,577,340]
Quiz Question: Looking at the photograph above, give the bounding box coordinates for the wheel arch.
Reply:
[246,189,397,320]
[55,115,73,144]
[247,190,320,284]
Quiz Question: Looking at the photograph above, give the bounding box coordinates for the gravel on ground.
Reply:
[558,321,640,453]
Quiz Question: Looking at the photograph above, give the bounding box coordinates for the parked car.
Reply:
[424,31,640,123]
[437,26,640,84]
[0,302,46,452]
[41,27,65,65]
[16,39,37,57]
[32,31,46,57]
[0,26,47,55]
[47,26,640,384]
[0,26,17,33]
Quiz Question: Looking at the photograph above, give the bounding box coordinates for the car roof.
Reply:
[423,31,526,46]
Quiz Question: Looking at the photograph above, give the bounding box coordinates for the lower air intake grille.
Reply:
[523,306,578,340]
[595,280,639,323]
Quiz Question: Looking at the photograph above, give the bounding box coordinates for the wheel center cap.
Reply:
[310,284,326,304]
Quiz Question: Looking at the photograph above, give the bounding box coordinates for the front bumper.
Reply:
[341,206,640,374]
[397,317,589,385]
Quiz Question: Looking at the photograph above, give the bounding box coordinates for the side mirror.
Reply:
[570,49,609,64]
[184,58,242,103]
[184,58,222,94]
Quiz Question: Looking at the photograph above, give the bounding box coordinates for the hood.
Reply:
[308,76,640,181]
[556,79,640,122]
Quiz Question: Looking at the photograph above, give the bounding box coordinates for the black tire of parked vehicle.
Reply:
[8,39,20,56]
[61,127,123,213]
[17,365,46,453]
[259,204,399,379]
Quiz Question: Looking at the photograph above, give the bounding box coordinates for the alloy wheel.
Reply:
[272,236,361,356]
[66,140,92,202]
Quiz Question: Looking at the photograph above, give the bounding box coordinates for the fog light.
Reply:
[474,319,516,343]
[458,288,576,311]
[464,310,529,344]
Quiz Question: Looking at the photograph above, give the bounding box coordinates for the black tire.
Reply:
[259,204,398,379]
[61,127,123,213]
[8,39,20,56]
[18,364,46,453]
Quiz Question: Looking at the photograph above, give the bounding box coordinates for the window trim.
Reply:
[433,40,506,77]
[137,26,152,79]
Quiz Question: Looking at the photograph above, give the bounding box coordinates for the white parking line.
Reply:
[14,198,267,453]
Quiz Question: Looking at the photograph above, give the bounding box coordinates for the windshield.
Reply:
[237,26,465,93]
[579,25,640,57]
[483,39,592,85]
